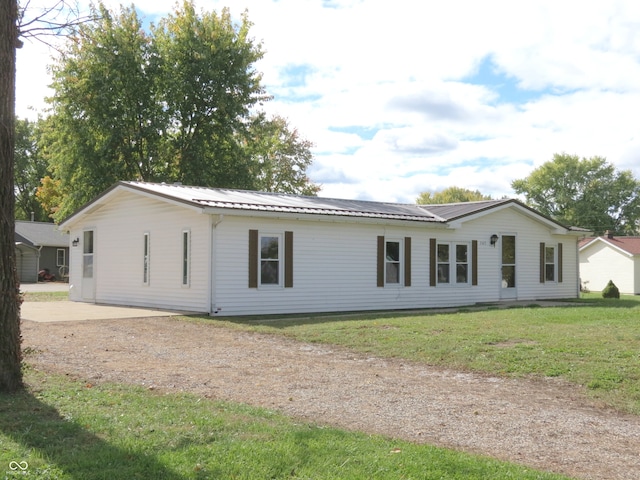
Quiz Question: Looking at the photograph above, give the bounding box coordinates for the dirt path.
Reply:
[21,316,640,480]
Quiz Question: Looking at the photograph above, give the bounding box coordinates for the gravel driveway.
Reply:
[21,315,640,480]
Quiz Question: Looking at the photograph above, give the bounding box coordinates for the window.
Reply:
[545,246,556,282]
[540,242,563,284]
[56,248,66,267]
[260,234,281,285]
[249,230,294,288]
[182,230,190,286]
[435,241,471,285]
[385,240,401,284]
[377,236,411,287]
[82,230,94,278]
[143,233,150,285]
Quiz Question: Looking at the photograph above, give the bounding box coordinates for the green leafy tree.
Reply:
[511,153,640,235]
[14,118,49,221]
[248,115,321,196]
[44,1,318,221]
[417,186,491,204]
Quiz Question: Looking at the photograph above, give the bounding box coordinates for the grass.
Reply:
[201,294,640,415]
[0,369,569,479]
[21,290,68,302]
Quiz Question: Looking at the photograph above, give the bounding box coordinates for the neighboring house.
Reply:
[15,221,70,283]
[59,181,587,316]
[579,232,640,294]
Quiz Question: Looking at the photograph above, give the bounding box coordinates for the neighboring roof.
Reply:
[60,181,576,233]
[579,236,640,256]
[15,221,69,247]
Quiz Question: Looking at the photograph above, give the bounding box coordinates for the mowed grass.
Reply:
[207,295,640,415]
[0,369,568,480]
[21,290,68,302]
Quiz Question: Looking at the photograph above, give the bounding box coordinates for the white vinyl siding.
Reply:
[580,241,638,294]
[65,188,580,315]
[68,191,209,311]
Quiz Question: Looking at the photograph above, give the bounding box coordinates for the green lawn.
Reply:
[0,369,568,479]
[21,290,68,302]
[204,295,640,415]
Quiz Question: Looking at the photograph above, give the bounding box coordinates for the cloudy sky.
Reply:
[16,0,640,203]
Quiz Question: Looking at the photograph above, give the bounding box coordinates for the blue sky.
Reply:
[15,0,640,203]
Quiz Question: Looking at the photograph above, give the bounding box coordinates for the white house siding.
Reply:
[580,242,636,294]
[211,207,578,316]
[68,191,210,312]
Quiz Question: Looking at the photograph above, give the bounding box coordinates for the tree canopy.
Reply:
[43,1,319,221]
[416,186,492,205]
[511,153,640,235]
[14,118,49,221]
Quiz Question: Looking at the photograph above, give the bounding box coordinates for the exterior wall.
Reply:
[211,207,579,316]
[579,242,637,294]
[39,246,69,279]
[66,192,580,316]
[16,246,38,283]
[68,191,211,312]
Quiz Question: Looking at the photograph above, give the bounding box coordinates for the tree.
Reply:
[248,115,321,196]
[44,1,319,221]
[14,118,49,221]
[511,153,640,235]
[0,0,23,392]
[416,186,492,204]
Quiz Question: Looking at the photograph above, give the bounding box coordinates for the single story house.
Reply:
[579,232,640,294]
[59,181,587,316]
[15,220,70,283]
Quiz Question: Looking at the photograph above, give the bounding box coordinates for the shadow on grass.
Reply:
[208,296,640,329]
[0,388,181,479]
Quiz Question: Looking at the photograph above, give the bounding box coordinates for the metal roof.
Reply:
[122,182,516,223]
[15,221,69,247]
[60,181,575,233]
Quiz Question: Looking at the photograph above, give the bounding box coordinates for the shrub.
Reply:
[602,280,620,299]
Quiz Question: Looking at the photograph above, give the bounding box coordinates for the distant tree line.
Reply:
[416,154,640,236]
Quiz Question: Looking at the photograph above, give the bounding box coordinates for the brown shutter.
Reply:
[248,230,258,288]
[429,238,437,287]
[377,236,385,287]
[539,242,545,283]
[404,237,412,287]
[558,243,563,283]
[472,240,478,286]
[285,231,293,288]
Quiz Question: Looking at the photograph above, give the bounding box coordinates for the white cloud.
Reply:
[15,0,640,204]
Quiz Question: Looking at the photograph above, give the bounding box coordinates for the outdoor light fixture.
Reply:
[490,234,499,247]
[72,237,79,247]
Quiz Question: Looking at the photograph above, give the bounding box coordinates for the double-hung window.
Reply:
[540,242,563,284]
[249,230,294,289]
[260,234,281,285]
[545,246,556,282]
[385,240,401,284]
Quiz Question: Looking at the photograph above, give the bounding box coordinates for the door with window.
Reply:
[500,234,517,299]
[82,230,95,301]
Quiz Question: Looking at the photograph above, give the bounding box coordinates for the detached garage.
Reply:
[60,181,586,316]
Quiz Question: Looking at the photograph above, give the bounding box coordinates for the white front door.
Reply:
[81,230,95,301]
[500,234,517,300]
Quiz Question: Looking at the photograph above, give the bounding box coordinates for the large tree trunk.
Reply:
[0,0,23,393]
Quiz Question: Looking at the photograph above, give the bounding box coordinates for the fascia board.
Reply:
[201,206,450,229]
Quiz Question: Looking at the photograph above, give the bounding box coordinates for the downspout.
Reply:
[210,214,224,315]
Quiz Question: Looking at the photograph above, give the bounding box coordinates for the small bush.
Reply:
[602,280,620,299]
